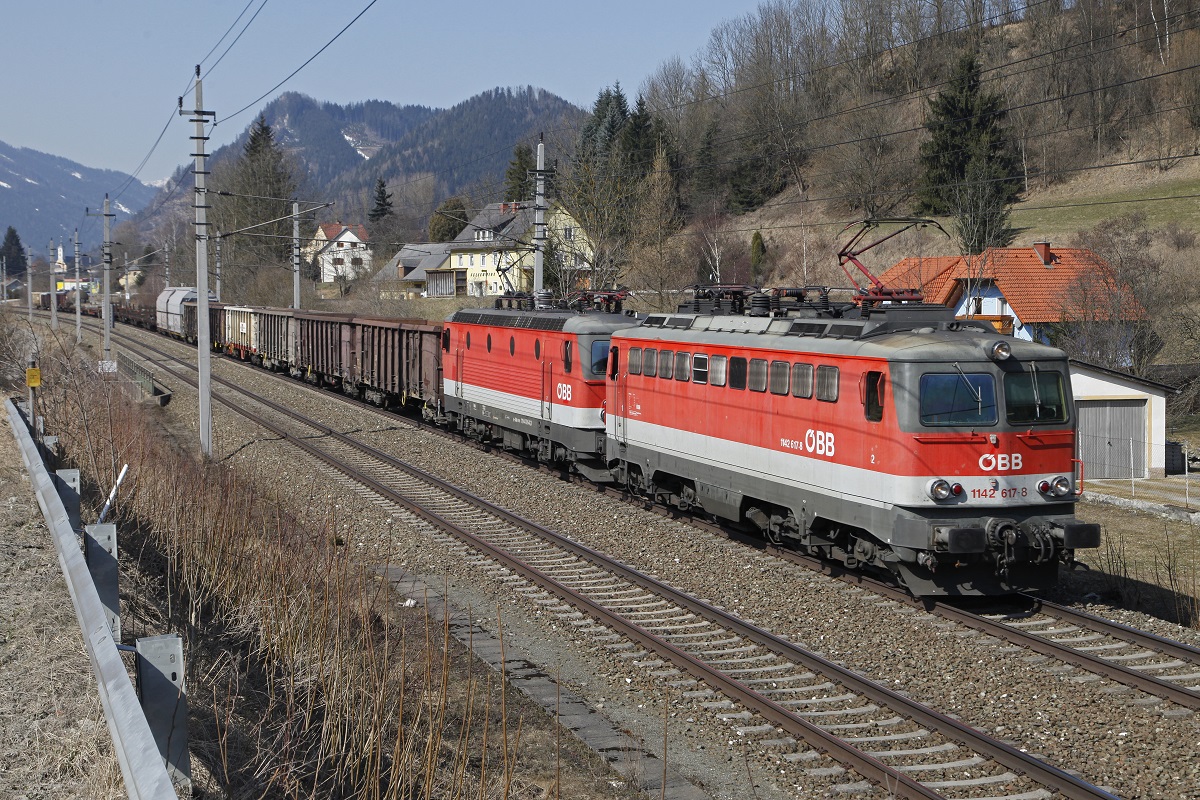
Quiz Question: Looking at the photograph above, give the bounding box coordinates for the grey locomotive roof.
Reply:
[615,308,1067,363]
[449,306,634,335]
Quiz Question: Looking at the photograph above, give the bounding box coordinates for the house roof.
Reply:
[371,242,451,283]
[450,202,536,252]
[317,223,369,244]
[1070,359,1180,394]
[877,244,1138,324]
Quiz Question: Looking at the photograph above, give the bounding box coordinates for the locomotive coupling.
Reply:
[932,526,986,553]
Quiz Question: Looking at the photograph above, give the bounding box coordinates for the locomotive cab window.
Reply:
[629,347,642,375]
[920,372,997,425]
[1004,367,1067,424]
[692,354,709,385]
[659,350,675,380]
[709,355,727,387]
[644,348,657,378]
[675,352,690,381]
[609,346,620,379]
[442,328,450,352]
[864,370,884,421]
[816,365,839,402]
[729,357,747,390]
[563,340,573,373]
[590,340,610,376]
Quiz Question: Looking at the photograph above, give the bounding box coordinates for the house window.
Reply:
[351,258,363,266]
[469,254,474,266]
[493,252,500,266]
[338,241,345,248]
[563,226,575,241]
[972,297,982,315]
[458,254,464,266]
[333,257,345,266]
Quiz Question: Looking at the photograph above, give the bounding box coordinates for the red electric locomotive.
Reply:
[604,289,1100,596]
[441,294,632,479]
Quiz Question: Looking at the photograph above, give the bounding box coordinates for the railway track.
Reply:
[102,326,1130,800]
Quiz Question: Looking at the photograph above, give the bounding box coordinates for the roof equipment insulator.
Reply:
[749,292,771,317]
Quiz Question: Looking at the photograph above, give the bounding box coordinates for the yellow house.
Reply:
[427,202,593,297]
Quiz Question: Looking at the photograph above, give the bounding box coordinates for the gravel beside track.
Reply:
[119,325,1200,799]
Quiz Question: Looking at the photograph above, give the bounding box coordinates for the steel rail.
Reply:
[115,332,1119,800]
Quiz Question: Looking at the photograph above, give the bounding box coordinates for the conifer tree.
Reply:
[503,144,536,202]
[429,197,469,242]
[0,227,27,276]
[917,52,1020,253]
[368,178,393,223]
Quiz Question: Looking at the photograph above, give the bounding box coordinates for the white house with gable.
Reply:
[305,222,372,283]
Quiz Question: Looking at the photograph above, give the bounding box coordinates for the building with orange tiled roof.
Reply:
[877,241,1140,343]
[303,222,372,283]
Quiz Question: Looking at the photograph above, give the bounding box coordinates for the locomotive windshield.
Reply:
[589,339,611,377]
[919,372,997,426]
[1004,367,1067,424]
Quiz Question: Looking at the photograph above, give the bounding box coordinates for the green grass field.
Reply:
[1010,172,1200,241]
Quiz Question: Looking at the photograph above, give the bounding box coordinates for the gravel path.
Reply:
[0,410,123,799]
[127,329,1200,798]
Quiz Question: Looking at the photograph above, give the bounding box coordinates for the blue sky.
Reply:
[0,1,763,185]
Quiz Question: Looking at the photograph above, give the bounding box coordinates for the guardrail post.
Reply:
[84,523,120,641]
[55,469,81,534]
[135,634,191,792]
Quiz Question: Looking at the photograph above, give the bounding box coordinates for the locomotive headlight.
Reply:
[927,479,953,501]
[988,340,1012,361]
[1038,476,1073,497]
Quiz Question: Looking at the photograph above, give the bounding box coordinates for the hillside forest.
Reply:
[107,1,1200,395]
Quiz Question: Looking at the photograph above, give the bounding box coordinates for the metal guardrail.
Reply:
[5,398,178,800]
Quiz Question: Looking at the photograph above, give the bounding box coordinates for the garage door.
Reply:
[1076,399,1147,479]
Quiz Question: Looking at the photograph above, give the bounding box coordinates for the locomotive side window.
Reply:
[563,341,573,373]
[675,352,690,381]
[1004,369,1066,424]
[629,347,642,375]
[442,328,450,352]
[769,361,790,395]
[729,357,747,390]
[816,365,839,402]
[466,331,471,349]
[791,363,813,398]
[590,340,610,376]
[509,336,515,356]
[644,348,657,377]
[692,354,709,384]
[864,370,884,421]
[487,334,492,352]
[659,350,675,380]
[709,355,727,387]
[920,373,996,425]
[534,339,541,359]
[748,359,768,392]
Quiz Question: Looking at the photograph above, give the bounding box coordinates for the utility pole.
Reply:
[102,195,114,362]
[181,65,214,457]
[533,135,546,298]
[164,247,170,288]
[73,229,81,344]
[2,256,6,302]
[26,246,33,324]
[49,239,59,331]
[214,232,222,302]
[292,201,301,309]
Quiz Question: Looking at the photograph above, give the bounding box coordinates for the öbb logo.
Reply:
[978,453,1023,471]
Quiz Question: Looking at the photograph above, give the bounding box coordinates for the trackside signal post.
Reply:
[181,65,214,457]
